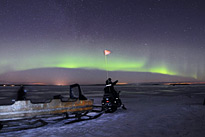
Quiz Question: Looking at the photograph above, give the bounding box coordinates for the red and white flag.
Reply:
[104,50,111,55]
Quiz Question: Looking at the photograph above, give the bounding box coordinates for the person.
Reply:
[17,85,27,100]
[105,78,118,97]
[106,78,118,86]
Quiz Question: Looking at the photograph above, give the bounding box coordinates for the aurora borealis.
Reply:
[0,0,205,84]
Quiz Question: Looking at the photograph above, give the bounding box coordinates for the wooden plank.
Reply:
[0,99,93,121]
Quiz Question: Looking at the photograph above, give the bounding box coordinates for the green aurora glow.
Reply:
[0,52,199,80]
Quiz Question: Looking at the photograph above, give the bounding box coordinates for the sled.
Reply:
[0,84,103,132]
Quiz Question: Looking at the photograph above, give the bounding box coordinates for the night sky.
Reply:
[0,0,205,84]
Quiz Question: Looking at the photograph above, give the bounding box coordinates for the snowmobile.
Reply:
[101,80,126,113]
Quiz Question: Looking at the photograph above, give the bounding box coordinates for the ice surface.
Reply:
[0,85,205,137]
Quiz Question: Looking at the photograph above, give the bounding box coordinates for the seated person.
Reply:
[106,78,118,86]
[104,78,119,98]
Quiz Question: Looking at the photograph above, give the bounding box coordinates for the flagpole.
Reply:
[104,50,111,79]
[104,54,109,79]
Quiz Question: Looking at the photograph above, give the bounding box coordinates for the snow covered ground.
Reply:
[1,85,205,137]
